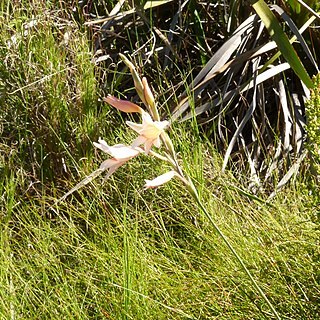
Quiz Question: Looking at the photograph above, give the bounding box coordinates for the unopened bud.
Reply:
[119,53,145,104]
[142,77,160,120]
[142,77,155,108]
[104,95,143,113]
[161,132,175,158]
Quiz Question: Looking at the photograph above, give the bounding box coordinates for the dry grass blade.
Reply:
[192,15,257,87]
[144,0,174,10]
[278,79,292,157]
[240,62,290,92]
[269,150,307,198]
[166,4,319,191]
[180,62,290,123]
[84,0,174,26]
[221,57,260,172]
[171,14,260,120]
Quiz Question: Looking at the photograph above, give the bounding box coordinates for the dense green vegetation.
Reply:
[306,74,320,178]
[1,1,319,319]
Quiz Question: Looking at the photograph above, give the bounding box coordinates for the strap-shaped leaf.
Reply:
[251,0,313,88]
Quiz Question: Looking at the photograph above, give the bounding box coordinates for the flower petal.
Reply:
[104,95,143,113]
[153,136,161,148]
[93,139,110,153]
[141,110,153,124]
[106,162,125,179]
[126,120,144,134]
[106,144,140,160]
[131,135,147,148]
[99,158,120,170]
[99,159,126,179]
[144,139,154,154]
[127,110,169,152]
[140,113,169,139]
[94,141,140,160]
[144,171,176,189]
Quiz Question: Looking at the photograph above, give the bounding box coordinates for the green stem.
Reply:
[187,179,281,320]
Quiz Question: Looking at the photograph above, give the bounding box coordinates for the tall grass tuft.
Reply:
[0,1,109,194]
[305,73,320,179]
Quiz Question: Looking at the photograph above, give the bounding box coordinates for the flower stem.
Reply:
[187,179,281,320]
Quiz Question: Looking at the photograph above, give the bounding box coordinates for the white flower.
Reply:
[126,111,169,153]
[144,171,176,189]
[93,140,141,178]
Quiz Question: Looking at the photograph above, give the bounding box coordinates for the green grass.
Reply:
[0,1,319,319]
[1,144,319,319]
[305,74,320,178]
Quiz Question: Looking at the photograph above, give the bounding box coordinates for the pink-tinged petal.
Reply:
[139,113,168,138]
[126,110,169,152]
[141,124,162,139]
[99,158,119,170]
[106,144,140,160]
[158,120,169,130]
[139,113,168,137]
[153,136,161,148]
[93,139,110,153]
[106,162,125,178]
[94,141,140,160]
[93,140,142,181]
[104,95,143,114]
[144,171,176,189]
[99,159,126,179]
[144,139,154,154]
[126,120,144,134]
[141,110,153,123]
[131,135,147,148]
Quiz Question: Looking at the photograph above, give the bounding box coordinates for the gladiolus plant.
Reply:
[57,54,280,319]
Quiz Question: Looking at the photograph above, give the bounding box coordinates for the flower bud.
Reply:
[142,77,155,107]
[142,77,160,121]
[119,53,146,104]
[161,132,175,158]
[104,95,143,113]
